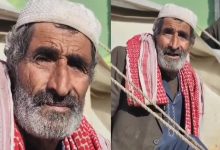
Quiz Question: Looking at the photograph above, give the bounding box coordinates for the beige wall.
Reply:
[84,87,110,140]
[111,20,153,49]
[201,84,220,149]
[0,42,6,61]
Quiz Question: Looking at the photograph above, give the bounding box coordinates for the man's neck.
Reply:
[161,69,178,81]
[161,69,179,98]
[19,127,61,150]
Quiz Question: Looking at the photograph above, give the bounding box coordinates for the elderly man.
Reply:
[112,4,207,150]
[0,0,110,150]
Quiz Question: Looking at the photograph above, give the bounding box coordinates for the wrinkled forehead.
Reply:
[27,23,92,58]
[161,18,191,34]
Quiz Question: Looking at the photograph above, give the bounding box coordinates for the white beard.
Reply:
[156,45,188,72]
[13,84,84,139]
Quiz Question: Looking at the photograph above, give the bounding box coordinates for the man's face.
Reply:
[13,23,92,139]
[156,18,192,72]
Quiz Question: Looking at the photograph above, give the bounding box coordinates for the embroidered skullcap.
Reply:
[15,0,101,50]
[157,3,197,29]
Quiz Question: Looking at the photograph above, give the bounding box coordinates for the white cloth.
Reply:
[15,0,101,50]
[0,61,14,150]
[157,3,197,29]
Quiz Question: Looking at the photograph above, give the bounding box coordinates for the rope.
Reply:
[111,64,205,150]
[99,42,111,53]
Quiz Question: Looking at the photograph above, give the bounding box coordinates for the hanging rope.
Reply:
[99,42,111,53]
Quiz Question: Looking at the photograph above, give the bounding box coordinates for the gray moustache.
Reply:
[163,49,186,57]
[32,91,78,109]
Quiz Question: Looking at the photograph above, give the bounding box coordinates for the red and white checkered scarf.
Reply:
[125,33,204,137]
[14,117,102,150]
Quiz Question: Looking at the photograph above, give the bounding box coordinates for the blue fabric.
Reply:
[56,141,65,150]
[155,78,207,150]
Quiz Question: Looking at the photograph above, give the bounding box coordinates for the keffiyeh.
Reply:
[14,117,102,150]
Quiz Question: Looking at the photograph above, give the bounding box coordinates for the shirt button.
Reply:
[153,138,160,145]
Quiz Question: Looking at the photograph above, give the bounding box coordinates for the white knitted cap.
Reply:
[15,0,101,50]
[158,4,197,29]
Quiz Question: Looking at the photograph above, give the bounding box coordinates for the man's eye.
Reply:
[33,52,58,63]
[162,28,173,35]
[68,61,88,74]
[178,32,189,40]
[34,54,53,62]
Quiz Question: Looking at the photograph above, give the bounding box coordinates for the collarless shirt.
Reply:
[156,77,207,150]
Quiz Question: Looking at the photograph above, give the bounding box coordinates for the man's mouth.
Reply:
[41,102,72,112]
[45,102,69,107]
[164,52,181,60]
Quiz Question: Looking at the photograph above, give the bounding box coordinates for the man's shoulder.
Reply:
[112,46,126,56]
[111,46,127,67]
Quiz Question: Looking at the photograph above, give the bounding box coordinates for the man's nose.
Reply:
[168,34,180,50]
[47,59,71,96]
